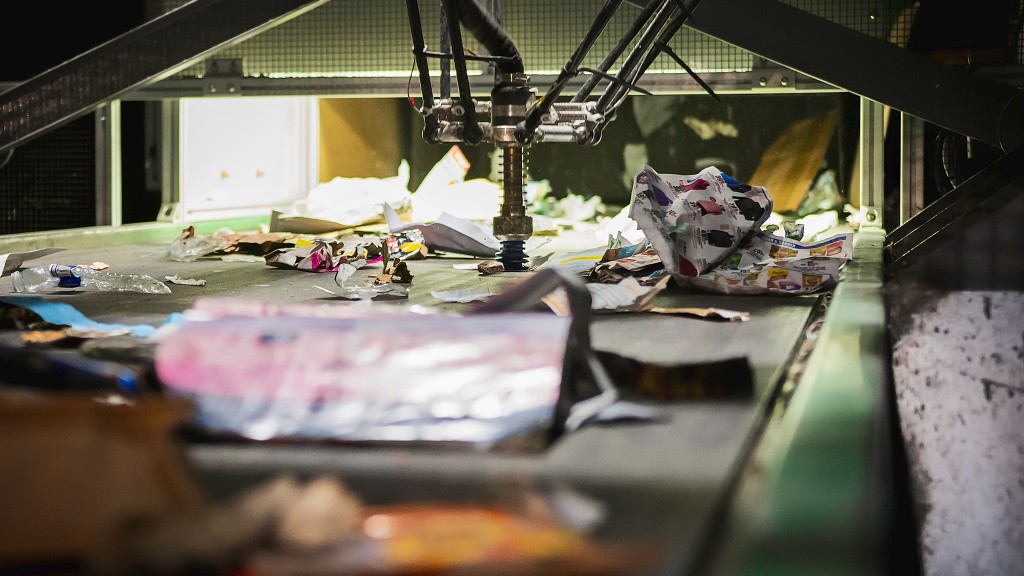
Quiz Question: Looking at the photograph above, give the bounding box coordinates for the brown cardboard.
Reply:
[748,108,840,214]
[0,394,204,564]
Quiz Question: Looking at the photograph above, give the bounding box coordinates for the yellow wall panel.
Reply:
[319,98,405,181]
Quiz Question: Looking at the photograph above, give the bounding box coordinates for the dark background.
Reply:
[0,2,153,231]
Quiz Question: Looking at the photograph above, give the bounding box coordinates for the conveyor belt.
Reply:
[0,228,820,575]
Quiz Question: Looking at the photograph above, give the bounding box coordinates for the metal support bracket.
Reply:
[202,58,245,96]
[859,98,885,229]
[751,57,796,91]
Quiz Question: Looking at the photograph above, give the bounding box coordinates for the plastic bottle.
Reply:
[11,264,172,294]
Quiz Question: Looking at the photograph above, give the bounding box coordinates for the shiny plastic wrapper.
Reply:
[154,301,572,450]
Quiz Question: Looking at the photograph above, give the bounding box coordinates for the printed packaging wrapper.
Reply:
[693,231,854,295]
[688,262,835,295]
[725,230,853,270]
[628,165,772,279]
[154,301,572,451]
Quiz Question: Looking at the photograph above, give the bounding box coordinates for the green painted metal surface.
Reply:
[705,228,891,576]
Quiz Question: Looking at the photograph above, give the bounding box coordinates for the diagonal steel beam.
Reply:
[885,144,1024,273]
[686,0,1024,153]
[0,0,331,155]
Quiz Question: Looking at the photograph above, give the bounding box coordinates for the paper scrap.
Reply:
[270,161,413,232]
[587,276,670,312]
[648,307,750,322]
[587,400,665,424]
[334,259,365,287]
[0,247,65,277]
[542,246,608,275]
[383,203,500,258]
[164,275,207,286]
[219,254,266,263]
[314,283,408,301]
[431,288,494,303]
[542,276,670,316]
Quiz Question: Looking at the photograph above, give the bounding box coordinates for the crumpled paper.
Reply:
[629,165,772,279]
[628,165,852,295]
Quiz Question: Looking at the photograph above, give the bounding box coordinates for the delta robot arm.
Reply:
[404,0,714,270]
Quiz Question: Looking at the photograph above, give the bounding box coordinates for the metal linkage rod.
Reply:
[605,0,707,114]
[441,0,484,145]
[439,1,452,99]
[517,0,626,143]
[572,0,663,102]
[405,0,435,109]
[656,39,719,101]
[453,0,524,74]
[595,0,676,115]
[405,0,439,142]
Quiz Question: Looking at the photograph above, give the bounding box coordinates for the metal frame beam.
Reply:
[885,144,1024,273]
[859,98,886,229]
[93,102,122,227]
[686,0,1024,152]
[0,0,330,155]
[899,112,926,226]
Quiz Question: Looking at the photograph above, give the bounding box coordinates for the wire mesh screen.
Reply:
[153,0,480,78]
[502,0,750,74]
[780,1,909,42]
[0,116,96,234]
[150,0,754,78]
[148,0,1005,80]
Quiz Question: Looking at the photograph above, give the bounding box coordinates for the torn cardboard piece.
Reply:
[164,226,295,262]
[0,297,158,337]
[478,260,505,275]
[164,226,229,262]
[269,211,358,235]
[747,108,840,214]
[0,395,203,565]
[21,326,134,345]
[596,352,754,400]
[265,239,375,273]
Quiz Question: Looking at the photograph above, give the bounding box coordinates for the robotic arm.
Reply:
[404,0,710,270]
